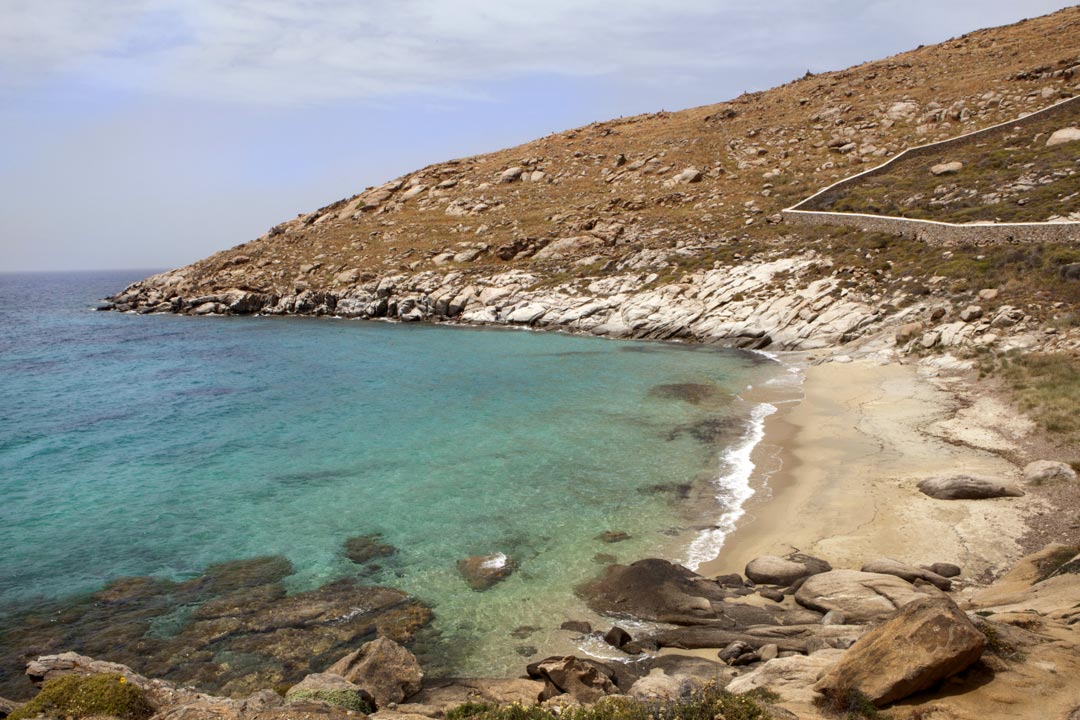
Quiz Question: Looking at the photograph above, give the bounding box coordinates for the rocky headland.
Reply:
[7,6,1080,720]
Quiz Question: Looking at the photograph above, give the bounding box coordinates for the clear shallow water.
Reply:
[0,270,783,676]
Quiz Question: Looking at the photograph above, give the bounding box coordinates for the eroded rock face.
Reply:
[814,596,985,707]
[916,475,1024,500]
[726,650,845,704]
[326,637,423,708]
[794,570,932,623]
[745,553,832,587]
[627,669,700,702]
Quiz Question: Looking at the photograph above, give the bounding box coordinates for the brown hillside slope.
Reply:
[110,7,1080,348]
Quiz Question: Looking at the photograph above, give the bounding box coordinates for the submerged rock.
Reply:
[343,534,397,565]
[457,553,517,590]
[648,383,718,405]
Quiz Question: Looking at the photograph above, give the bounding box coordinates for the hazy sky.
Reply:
[1,1,1073,272]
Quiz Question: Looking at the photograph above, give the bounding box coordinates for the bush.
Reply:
[9,673,154,720]
[445,684,776,720]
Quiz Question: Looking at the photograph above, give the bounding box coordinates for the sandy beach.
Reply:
[700,356,1042,582]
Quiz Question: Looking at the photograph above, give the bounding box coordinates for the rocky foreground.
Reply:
[3,543,1078,720]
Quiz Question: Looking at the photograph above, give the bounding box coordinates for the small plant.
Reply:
[287,688,374,713]
[975,621,1024,661]
[814,687,882,719]
[9,673,154,720]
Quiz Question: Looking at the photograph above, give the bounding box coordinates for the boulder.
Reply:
[559,620,592,634]
[745,553,832,586]
[726,650,845,704]
[498,167,524,183]
[603,627,632,649]
[1023,460,1077,485]
[627,669,700,702]
[1047,127,1080,146]
[795,570,931,623]
[916,475,1024,500]
[923,562,961,579]
[531,657,616,704]
[930,161,963,176]
[860,558,952,591]
[673,167,703,184]
[959,305,983,322]
[343,534,396,564]
[285,673,374,712]
[578,559,733,622]
[326,636,423,707]
[457,553,516,590]
[814,596,985,707]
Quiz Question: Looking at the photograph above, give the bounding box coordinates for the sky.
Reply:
[1,1,1074,272]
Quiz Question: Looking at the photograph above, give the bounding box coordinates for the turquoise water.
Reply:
[0,271,782,678]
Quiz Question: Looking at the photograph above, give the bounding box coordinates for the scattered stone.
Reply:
[1046,127,1080,146]
[795,570,932,623]
[895,322,924,344]
[930,161,963,176]
[719,641,752,663]
[978,288,999,301]
[326,636,423,708]
[498,167,524,183]
[916,474,1024,500]
[603,627,632,649]
[959,305,984,322]
[457,553,517,590]
[745,553,832,586]
[758,587,785,603]
[758,644,779,662]
[673,167,703,184]
[1023,460,1077,485]
[814,596,985,707]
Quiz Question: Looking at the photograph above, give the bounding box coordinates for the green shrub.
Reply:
[287,688,374,713]
[9,673,154,720]
[445,684,775,720]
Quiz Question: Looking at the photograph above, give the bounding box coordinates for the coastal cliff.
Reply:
[104,8,1080,358]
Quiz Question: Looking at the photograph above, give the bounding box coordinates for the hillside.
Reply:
[107,7,1080,357]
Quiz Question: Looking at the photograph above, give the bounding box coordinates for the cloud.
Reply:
[3,0,1069,106]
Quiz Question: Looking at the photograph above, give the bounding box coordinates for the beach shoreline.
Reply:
[696,353,1041,582]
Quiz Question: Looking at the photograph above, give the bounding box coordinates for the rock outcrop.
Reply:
[325,637,423,707]
[745,553,832,587]
[794,570,933,623]
[814,596,985,707]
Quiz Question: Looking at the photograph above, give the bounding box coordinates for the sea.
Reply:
[0,270,790,688]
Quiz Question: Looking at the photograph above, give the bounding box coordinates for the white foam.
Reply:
[684,400,777,570]
[480,552,508,570]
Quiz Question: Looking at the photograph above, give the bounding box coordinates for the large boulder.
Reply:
[860,559,952,591]
[916,475,1024,500]
[745,553,831,586]
[457,553,516,590]
[326,637,423,707]
[531,657,616,704]
[1047,127,1080,146]
[578,559,735,623]
[1023,460,1077,485]
[795,570,931,623]
[814,596,985,707]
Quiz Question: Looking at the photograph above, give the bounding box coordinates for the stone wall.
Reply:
[783,95,1080,245]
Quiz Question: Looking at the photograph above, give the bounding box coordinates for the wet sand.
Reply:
[699,357,1041,580]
